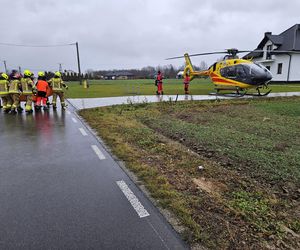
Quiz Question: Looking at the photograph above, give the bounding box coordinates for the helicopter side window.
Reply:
[236,65,246,78]
[220,66,236,78]
[220,67,228,77]
[227,67,236,78]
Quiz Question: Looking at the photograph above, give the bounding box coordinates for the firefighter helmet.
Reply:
[54,71,61,77]
[1,72,9,80]
[24,69,32,77]
[38,71,45,77]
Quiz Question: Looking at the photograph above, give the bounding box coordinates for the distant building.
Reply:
[64,69,76,74]
[244,24,300,82]
[176,71,184,79]
[105,71,134,80]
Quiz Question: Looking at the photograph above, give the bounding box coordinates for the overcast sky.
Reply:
[1,0,300,73]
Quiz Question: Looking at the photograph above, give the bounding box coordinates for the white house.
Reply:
[244,24,300,82]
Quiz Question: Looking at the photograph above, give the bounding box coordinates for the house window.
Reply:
[277,63,283,74]
[266,66,271,71]
[266,45,272,60]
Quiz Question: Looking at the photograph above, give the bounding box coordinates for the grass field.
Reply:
[79,97,300,249]
[66,79,300,98]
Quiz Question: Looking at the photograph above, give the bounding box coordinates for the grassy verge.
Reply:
[79,97,300,249]
[66,79,300,98]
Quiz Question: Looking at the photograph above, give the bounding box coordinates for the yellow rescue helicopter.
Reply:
[167,48,273,96]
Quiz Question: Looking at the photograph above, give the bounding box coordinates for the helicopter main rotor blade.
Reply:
[242,49,300,54]
[166,51,228,60]
[165,55,186,60]
[270,50,300,54]
[166,49,300,60]
[188,51,230,57]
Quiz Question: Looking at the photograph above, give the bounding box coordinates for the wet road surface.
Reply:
[0,105,187,250]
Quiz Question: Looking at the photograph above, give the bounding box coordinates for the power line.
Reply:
[0,41,82,85]
[0,42,76,47]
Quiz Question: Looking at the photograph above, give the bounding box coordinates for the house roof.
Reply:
[244,24,300,59]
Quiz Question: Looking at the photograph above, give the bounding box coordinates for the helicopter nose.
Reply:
[252,72,272,85]
[264,71,272,82]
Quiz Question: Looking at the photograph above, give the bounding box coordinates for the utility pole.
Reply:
[3,60,8,74]
[75,42,82,84]
[59,63,63,72]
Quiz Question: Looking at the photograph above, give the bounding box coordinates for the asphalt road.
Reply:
[0,105,187,250]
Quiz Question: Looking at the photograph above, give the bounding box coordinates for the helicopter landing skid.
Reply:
[244,89,271,97]
[209,91,246,98]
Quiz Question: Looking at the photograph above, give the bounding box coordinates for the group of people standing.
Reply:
[0,70,68,114]
[155,71,191,95]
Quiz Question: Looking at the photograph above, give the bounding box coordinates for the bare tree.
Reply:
[199,61,208,70]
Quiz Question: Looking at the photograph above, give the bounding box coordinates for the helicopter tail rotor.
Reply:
[183,53,195,80]
[182,53,209,80]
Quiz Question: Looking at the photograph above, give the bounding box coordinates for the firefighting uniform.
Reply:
[48,77,68,108]
[9,79,22,112]
[20,77,35,112]
[0,78,12,112]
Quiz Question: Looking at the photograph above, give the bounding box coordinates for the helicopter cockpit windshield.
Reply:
[220,63,272,85]
[245,63,271,76]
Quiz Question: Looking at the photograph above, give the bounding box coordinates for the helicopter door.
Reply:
[227,68,236,78]
[235,65,248,82]
[220,65,249,83]
[220,66,237,79]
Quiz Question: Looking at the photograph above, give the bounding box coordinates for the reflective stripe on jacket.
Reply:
[0,79,9,95]
[49,78,64,91]
[21,78,34,94]
[9,79,21,94]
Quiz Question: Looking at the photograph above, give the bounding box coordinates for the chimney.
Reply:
[265,32,272,36]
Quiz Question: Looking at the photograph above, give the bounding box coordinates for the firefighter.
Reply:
[48,71,68,110]
[9,71,23,114]
[183,73,190,94]
[155,70,163,95]
[21,70,35,113]
[0,72,12,113]
[36,71,49,111]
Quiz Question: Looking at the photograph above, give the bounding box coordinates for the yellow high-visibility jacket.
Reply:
[21,77,34,95]
[0,79,9,96]
[48,77,67,92]
[9,79,21,94]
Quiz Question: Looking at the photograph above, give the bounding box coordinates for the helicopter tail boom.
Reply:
[183,53,209,80]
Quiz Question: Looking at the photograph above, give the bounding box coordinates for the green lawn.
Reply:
[65,79,300,98]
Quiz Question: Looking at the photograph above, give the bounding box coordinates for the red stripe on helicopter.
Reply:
[211,77,233,84]
[210,72,219,78]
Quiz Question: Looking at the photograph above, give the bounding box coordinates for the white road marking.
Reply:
[72,117,78,123]
[91,145,106,160]
[79,127,88,136]
[116,180,150,218]
[66,110,71,115]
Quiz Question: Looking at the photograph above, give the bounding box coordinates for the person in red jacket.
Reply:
[183,73,190,94]
[36,71,49,111]
[155,70,163,95]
